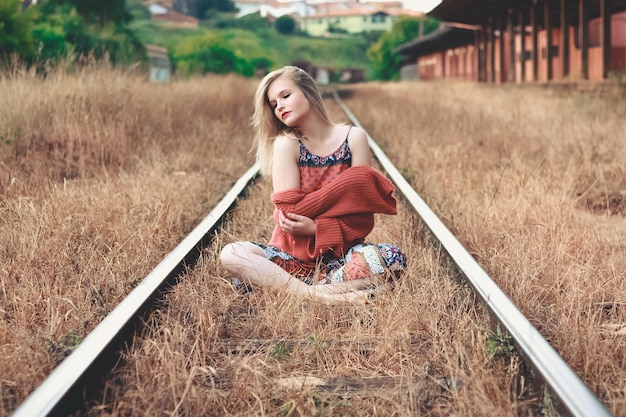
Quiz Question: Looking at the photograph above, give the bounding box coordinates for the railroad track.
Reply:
[11,93,612,417]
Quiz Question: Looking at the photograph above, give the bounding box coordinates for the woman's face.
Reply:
[267,77,310,127]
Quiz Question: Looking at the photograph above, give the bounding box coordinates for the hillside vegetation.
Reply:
[1,0,435,81]
[129,18,377,79]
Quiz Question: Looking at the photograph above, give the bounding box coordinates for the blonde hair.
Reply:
[251,66,333,176]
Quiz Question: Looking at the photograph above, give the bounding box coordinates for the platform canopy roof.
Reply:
[394,23,476,57]
[428,0,626,27]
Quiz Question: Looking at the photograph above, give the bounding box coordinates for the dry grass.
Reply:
[337,81,626,416]
[0,65,257,415]
[2,68,625,416]
[100,178,516,416]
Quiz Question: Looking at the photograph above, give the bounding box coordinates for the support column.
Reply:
[475,27,482,81]
[482,24,489,81]
[531,1,539,81]
[560,0,570,78]
[601,0,612,79]
[498,18,506,82]
[478,26,486,82]
[545,0,553,81]
[508,9,516,82]
[519,10,527,82]
[441,51,446,79]
[460,50,464,79]
[579,0,589,79]
[489,18,496,82]
[479,27,483,82]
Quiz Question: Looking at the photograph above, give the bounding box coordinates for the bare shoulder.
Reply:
[348,126,367,145]
[346,126,371,166]
[273,134,300,157]
[347,125,367,142]
[272,134,301,191]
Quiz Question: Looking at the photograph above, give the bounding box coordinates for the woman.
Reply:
[220,66,405,304]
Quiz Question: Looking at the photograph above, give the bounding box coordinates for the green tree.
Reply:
[206,11,269,30]
[275,15,295,35]
[126,0,150,21]
[41,0,130,28]
[367,16,438,80]
[32,1,145,66]
[195,0,236,19]
[173,31,252,76]
[0,0,35,60]
[31,4,84,63]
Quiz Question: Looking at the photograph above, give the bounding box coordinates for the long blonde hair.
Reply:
[251,66,333,176]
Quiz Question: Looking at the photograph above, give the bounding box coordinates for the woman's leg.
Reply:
[325,243,406,284]
[220,242,371,304]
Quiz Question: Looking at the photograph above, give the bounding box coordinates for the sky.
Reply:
[401,0,442,12]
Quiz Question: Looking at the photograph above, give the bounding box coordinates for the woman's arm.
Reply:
[272,166,396,219]
[272,136,317,236]
[347,127,372,167]
[272,135,300,192]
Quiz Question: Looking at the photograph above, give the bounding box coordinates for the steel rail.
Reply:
[333,90,612,417]
[11,164,260,417]
[12,93,612,417]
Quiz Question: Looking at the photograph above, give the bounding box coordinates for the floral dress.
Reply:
[255,128,406,285]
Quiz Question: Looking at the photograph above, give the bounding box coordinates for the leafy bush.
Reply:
[172,30,267,77]
[31,5,144,66]
[42,0,130,27]
[275,15,295,35]
[202,11,270,31]
[126,3,150,21]
[367,16,438,80]
[196,0,237,18]
[0,0,35,61]
[1,1,146,69]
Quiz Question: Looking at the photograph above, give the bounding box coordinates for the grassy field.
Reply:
[337,80,626,415]
[129,19,375,79]
[1,66,625,416]
[0,65,257,416]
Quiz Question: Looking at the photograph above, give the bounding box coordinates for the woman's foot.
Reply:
[304,281,395,305]
[306,288,373,305]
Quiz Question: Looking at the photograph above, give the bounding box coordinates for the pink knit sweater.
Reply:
[268,165,397,262]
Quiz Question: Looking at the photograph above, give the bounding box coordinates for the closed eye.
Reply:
[269,91,291,108]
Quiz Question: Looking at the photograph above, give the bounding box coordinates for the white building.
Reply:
[232,0,420,35]
[235,0,316,19]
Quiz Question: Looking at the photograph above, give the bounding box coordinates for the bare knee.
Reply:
[220,243,234,262]
[220,242,261,275]
[220,243,240,273]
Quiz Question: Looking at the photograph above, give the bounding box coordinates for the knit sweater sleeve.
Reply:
[312,217,343,257]
[314,214,375,256]
[271,166,397,218]
[269,166,397,261]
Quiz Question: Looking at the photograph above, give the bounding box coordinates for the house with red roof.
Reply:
[147,3,199,28]
[302,4,421,36]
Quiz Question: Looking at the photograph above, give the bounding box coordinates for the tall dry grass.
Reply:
[0,65,257,415]
[3,67,625,416]
[99,178,524,416]
[88,87,574,417]
[338,81,626,415]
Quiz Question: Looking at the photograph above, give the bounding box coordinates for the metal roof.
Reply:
[428,0,626,27]
[394,24,476,56]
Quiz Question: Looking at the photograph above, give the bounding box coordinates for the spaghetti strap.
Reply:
[345,125,352,140]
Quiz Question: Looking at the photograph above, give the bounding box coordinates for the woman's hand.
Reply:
[278,210,316,236]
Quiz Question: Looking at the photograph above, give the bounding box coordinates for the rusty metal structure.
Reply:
[396,0,626,82]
